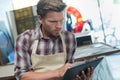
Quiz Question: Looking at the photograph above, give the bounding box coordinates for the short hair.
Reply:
[37,0,67,18]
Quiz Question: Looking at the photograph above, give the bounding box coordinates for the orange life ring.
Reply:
[67,6,83,33]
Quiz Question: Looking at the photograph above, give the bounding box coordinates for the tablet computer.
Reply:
[62,57,103,80]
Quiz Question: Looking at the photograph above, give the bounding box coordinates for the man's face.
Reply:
[39,11,64,37]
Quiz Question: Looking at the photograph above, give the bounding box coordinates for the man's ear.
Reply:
[37,15,42,23]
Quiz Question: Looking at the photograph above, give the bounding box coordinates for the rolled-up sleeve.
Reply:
[14,30,33,79]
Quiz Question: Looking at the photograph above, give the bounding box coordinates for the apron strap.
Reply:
[32,40,39,54]
[59,32,67,56]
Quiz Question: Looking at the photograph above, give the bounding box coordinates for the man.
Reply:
[14,0,92,80]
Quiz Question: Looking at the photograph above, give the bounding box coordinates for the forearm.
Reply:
[20,63,72,80]
[20,70,59,80]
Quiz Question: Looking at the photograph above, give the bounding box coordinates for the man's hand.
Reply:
[56,63,72,78]
[73,67,93,80]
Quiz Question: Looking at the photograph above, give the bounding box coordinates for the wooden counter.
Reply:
[73,42,120,61]
[0,64,15,80]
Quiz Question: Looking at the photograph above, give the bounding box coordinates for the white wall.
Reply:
[0,0,14,44]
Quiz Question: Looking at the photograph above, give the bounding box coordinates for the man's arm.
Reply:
[20,63,72,80]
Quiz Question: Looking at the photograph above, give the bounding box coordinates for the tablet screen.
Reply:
[62,57,103,80]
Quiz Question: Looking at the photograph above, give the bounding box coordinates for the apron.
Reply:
[31,33,66,79]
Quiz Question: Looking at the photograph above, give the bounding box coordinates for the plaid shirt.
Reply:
[14,26,76,79]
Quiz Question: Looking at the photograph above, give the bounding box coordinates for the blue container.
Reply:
[8,51,14,63]
[0,31,14,63]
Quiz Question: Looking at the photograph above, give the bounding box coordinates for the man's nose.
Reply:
[56,21,63,28]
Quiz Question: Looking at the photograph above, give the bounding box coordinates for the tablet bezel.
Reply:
[62,57,103,80]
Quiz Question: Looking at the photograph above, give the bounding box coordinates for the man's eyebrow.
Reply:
[48,20,58,22]
[48,19,64,22]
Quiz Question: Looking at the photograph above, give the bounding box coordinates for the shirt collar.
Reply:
[33,25,43,40]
